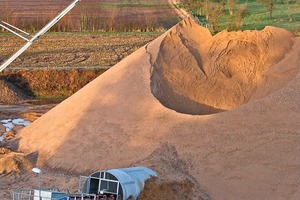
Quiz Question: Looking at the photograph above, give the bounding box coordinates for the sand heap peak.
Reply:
[151,18,297,115]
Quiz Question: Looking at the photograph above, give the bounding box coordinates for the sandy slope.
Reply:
[3,18,300,199]
[0,79,29,103]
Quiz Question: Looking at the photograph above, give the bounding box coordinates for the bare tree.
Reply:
[227,0,238,16]
[108,6,118,31]
[258,0,276,19]
[226,3,248,31]
[284,0,300,21]
[235,4,248,28]
[181,0,206,16]
[207,2,224,33]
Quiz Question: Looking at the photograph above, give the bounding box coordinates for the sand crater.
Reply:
[151,18,298,115]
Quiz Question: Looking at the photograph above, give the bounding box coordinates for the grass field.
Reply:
[239,0,299,31]
[190,0,300,33]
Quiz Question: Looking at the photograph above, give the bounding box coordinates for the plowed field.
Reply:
[0,0,181,31]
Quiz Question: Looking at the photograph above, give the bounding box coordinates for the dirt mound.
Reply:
[138,144,209,200]
[1,70,105,99]
[0,78,29,103]
[0,147,32,174]
[151,18,296,115]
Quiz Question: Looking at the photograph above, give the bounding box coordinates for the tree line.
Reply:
[0,2,179,33]
[0,13,169,33]
[0,0,299,34]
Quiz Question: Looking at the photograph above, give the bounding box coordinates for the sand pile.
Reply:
[151,19,296,114]
[4,18,300,200]
[0,147,32,174]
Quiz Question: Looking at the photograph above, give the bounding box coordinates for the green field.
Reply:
[238,1,299,31]
[188,0,300,33]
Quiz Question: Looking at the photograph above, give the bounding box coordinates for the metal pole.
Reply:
[0,0,81,72]
[0,23,30,41]
[116,182,119,200]
[0,20,31,36]
[39,172,41,200]
[0,42,32,72]
[32,167,42,200]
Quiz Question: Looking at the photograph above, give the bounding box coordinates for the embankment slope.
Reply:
[0,79,29,103]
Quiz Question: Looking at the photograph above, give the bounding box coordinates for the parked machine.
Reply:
[80,166,157,200]
[12,167,157,200]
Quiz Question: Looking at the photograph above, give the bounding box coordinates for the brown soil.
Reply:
[1,69,105,98]
[0,33,159,100]
[0,0,181,31]
[0,33,158,68]
[0,147,32,174]
[0,78,29,103]
[1,18,300,200]
[138,144,209,200]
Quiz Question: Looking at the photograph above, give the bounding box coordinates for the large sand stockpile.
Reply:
[7,18,300,199]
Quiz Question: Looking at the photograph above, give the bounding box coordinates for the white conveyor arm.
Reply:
[0,0,81,72]
[0,20,31,41]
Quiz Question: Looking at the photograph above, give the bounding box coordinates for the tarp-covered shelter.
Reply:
[82,166,157,200]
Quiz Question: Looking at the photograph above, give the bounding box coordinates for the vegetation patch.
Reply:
[180,0,300,33]
[0,69,106,99]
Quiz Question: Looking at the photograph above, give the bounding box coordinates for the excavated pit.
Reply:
[150,18,298,115]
